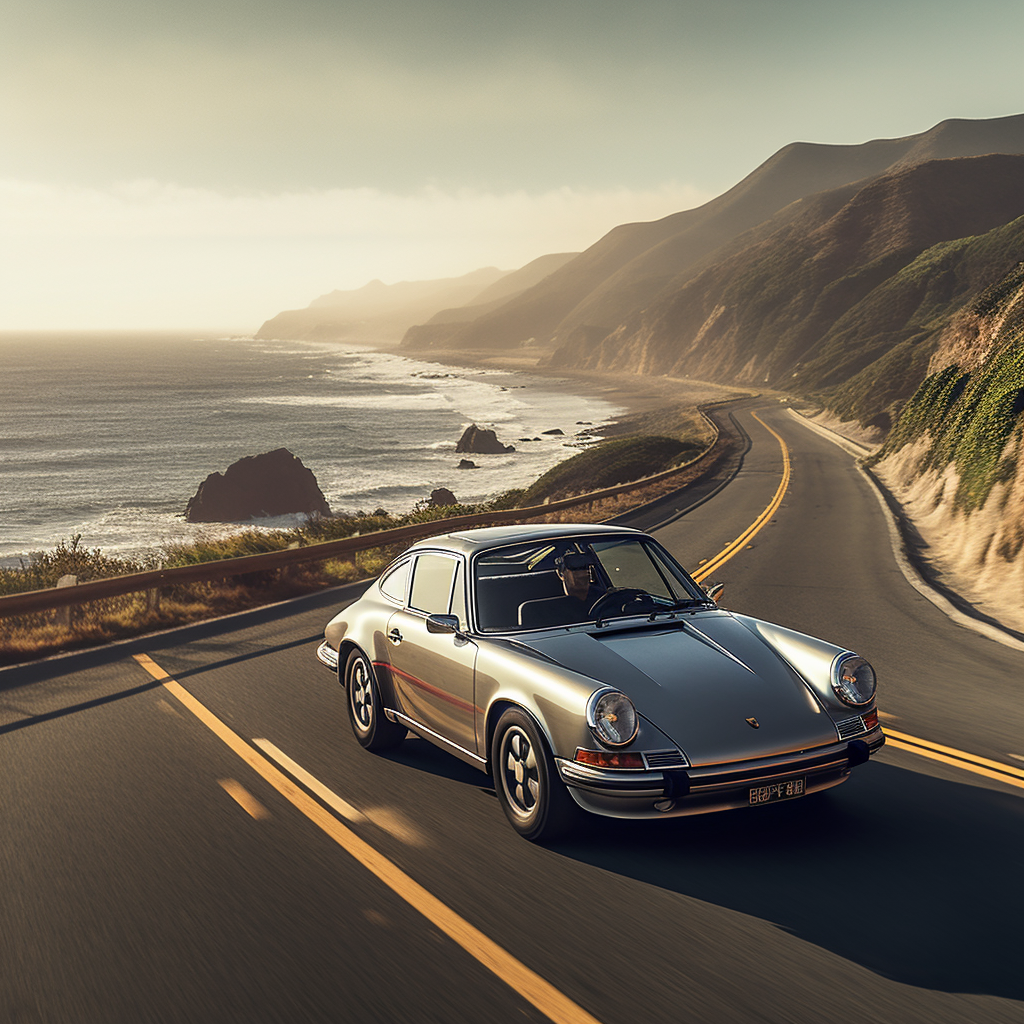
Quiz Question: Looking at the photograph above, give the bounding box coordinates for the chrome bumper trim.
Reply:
[316,640,339,671]
[557,729,884,802]
[555,759,666,798]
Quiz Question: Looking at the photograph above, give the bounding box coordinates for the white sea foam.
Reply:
[234,393,454,411]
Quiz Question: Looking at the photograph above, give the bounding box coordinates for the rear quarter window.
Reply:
[379,559,411,603]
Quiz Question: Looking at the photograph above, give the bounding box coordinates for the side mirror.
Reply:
[705,582,725,605]
[426,613,460,635]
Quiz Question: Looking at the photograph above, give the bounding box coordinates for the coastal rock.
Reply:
[541,428,565,436]
[455,424,516,454]
[457,459,477,469]
[184,448,331,523]
[427,487,458,506]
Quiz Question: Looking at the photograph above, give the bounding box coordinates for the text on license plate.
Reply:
[749,778,805,805]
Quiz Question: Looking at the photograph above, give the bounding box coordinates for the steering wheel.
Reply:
[588,588,656,620]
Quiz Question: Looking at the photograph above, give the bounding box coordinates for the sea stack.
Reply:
[455,424,516,454]
[427,487,458,506]
[184,448,331,523]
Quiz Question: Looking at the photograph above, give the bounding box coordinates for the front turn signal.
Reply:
[574,749,645,769]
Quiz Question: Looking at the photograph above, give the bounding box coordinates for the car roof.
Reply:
[407,522,643,557]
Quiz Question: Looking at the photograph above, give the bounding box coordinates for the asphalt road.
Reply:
[2,402,1022,1024]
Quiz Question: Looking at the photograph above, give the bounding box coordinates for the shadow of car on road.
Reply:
[546,760,1022,1001]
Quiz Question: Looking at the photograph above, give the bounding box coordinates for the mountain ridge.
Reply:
[549,154,1024,428]
[400,113,1024,355]
[255,267,509,343]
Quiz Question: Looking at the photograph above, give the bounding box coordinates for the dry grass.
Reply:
[0,549,400,666]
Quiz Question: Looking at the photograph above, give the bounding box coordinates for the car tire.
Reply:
[491,708,582,842]
[344,649,405,752]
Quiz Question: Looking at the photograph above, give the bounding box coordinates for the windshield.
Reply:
[473,535,708,632]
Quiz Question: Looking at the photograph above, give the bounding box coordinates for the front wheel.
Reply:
[491,708,582,842]
[344,649,405,751]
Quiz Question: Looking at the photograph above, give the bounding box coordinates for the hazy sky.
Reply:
[3,0,1022,329]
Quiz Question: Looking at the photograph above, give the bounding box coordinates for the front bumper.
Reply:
[555,727,885,819]
[316,640,339,671]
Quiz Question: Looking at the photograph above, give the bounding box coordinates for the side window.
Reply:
[450,561,467,629]
[379,559,411,603]
[409,553,458,615]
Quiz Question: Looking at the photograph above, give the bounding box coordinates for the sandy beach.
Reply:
[385,342,756,423]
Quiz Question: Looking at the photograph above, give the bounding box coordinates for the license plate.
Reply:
[749,778,805,805]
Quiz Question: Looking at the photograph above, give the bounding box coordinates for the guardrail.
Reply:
[0,404,728,622]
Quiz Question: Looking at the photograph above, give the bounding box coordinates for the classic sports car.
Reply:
[317,524,883,841]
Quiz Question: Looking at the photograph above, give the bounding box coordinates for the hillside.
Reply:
[550,155,1024,430]
[401,114,1024,354]
[870,263,1024,630]
[255,267,509,343]
[401,252,578,347]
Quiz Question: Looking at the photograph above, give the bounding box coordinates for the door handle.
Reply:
[388,628,403,645]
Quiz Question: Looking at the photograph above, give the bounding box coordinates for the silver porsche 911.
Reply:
[317,524,883,841]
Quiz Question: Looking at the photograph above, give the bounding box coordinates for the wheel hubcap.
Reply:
[500,727,540,819]
[349,659,373,731]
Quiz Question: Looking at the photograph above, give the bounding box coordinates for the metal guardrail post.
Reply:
[56,574,78,629]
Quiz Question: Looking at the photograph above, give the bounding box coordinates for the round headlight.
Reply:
[832,654,876,706]
[587,689,639,747]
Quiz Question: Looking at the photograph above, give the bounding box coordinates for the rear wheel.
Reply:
[345,649,405,751]
[491,708,582,842]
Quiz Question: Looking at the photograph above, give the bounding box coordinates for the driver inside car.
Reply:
[518,551,606,628]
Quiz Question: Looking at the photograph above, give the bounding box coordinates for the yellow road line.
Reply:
[883,727,1024,788]
[692,409,791,583]
[132,653,604,1024]
[253,737,366,822]
[218,778,271,819]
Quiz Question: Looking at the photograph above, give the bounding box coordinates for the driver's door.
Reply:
[386,553,479,757]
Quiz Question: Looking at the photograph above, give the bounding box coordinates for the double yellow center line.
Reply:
[692,410,791,584]
[884,728,1024,790]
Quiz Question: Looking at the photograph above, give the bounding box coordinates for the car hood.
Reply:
[515,613,837,765]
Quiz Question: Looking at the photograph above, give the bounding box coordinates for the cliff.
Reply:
[870,263,1024,631]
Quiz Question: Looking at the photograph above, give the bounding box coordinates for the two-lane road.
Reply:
[2,402,1022,1024]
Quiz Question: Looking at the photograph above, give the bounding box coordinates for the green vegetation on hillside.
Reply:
[517,436,703,505]
[872,268,1024,517]
[819,217,1024,428]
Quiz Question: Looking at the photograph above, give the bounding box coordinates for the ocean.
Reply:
[0,332,622,566]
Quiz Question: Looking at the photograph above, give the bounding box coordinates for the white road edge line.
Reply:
[253,738,366,822]
[787,408,1024,654]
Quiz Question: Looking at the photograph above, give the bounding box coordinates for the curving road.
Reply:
[2,402,1023,1024]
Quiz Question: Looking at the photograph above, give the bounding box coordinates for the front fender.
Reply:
[474,640,678,764]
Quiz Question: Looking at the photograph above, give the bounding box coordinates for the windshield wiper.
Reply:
[647,597,711,619]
